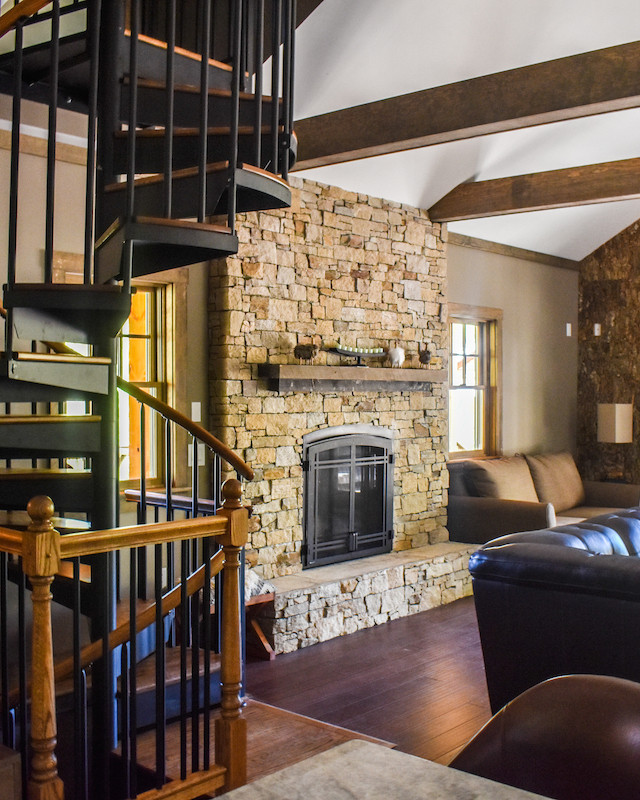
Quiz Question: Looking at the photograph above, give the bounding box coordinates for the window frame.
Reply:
[448,303,503,460]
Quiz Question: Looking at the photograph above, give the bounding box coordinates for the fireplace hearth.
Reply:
[302,425,394,568]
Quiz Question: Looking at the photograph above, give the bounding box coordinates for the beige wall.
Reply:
[447,240,579,456]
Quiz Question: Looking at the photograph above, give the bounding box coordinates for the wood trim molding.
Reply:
[0,129,86,165]
[447,232,580,271]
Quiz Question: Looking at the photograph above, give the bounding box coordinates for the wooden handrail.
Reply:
[117,376,254,480]
[0,0,52,39]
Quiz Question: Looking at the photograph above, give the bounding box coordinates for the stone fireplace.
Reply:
[208,176,449,581]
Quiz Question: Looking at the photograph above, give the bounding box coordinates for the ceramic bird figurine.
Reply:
[418,346,432,365]
[388,346,405,368]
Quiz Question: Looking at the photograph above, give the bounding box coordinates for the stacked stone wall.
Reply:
[261,545,474,653]
[209,177,448,579]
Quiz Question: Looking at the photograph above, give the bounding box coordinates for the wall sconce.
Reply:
[597,403,634,443]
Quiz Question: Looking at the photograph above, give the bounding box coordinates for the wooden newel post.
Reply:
[215,479,249,792]
[22,496,64,800]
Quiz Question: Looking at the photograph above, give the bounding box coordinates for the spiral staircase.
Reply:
[0,1,296,797]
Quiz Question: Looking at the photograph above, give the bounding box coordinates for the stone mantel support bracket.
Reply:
[257,364,447,393]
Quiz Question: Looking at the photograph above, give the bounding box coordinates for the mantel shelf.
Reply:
[257,364,447,393]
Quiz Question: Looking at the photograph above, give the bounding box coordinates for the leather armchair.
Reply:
[450,674,640,800]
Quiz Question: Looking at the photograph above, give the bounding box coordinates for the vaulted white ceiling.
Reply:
[293,0,640,261]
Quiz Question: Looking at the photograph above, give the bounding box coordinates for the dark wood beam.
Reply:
[293,41,640,170]
[428,158,640,222]
[297,0,326,26]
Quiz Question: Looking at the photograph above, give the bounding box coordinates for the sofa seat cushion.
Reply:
[525,451,585,512]
[465,456,539,502]
[564,506,623,520]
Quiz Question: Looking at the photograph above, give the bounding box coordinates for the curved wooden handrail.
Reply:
[117,376,253,480]
[0,0,52,39]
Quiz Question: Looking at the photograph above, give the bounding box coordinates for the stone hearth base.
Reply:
[256,543,476,654]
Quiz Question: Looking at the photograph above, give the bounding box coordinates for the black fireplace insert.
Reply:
[302,425,394,568]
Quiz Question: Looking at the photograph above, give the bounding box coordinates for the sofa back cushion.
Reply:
[525,451,585,512]
[465,456,539,502]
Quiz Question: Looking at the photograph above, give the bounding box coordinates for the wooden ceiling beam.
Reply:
[293,40,640,170]
[428,158,640,221]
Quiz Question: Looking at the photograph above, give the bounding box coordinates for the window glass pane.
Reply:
[451,355,465,386]
[451,322,464,354]
[449,388,483,452]
[465,323,478,355]
[466,355,478,386]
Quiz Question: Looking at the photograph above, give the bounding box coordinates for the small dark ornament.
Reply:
[294,343,318,362]
[418,346,432,365]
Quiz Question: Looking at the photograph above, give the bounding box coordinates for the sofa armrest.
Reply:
[447,496,555,544]
[582,480,640,509]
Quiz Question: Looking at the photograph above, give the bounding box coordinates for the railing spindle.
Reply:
[43,0,60,284]
[228,0,242,231]
[163,0,177,218]
[197,0,212,223]
[269,0,282,176]
[83,0,101,283]
[154,541,166,789]
[252,0,264,168]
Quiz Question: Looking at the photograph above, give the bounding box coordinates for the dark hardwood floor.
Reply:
[245,595,491,765]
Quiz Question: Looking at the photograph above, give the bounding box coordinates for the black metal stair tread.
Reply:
[128,647,222,694]
[0,466,92,479]
[123,75,278,104]
[0,509,91,534]
[103,161,289,193]
[125,30,232,75]
[95,215,233,249]
[0,414,101,425]
[1,351,110,365]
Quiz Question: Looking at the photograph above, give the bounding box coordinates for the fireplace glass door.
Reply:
[303,433,393,568]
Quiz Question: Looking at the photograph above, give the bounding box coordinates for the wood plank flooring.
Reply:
[244,595,491,765]
[132,699,393,784]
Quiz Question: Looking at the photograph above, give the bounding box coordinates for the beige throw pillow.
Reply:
[525,452,585,512]
[466,456,539,502]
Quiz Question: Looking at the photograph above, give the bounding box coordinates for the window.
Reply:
[118,285,167,485]
[449,304,502,458]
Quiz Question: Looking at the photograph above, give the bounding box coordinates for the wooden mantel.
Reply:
[257,364,447,393]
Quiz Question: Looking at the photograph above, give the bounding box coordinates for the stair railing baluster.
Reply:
[124,0,141,294]
[129,546,138,798]
[120,641,131,795]
[179,538,189,780]
[43,0,60,284]
[6,17,23,357]
[197,0,212,224]
[190,540,200,773]
[241,0,250,92]
[228,0,242,231]
[17,564,27,797]
[202,535,212,768]
[83,0,102,284]
[163,0,177,219]
[73,556,89,800]
[192,435,199,519]
[281,0,294,181]
[0,552,8,747]
[269,0,282,176]
[154,541,166,790]
[165,418,173,521]
[252,0,264,169]
[139,401,147,524]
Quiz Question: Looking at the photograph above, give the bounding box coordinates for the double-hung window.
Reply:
[448,304,502,458]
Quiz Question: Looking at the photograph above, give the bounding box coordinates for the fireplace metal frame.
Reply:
[302,425,394,569]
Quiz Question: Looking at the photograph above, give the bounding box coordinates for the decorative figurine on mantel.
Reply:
[418,345,432,366]
[328,344,386,366]
[293,343,319,363]
[387,346,405,368]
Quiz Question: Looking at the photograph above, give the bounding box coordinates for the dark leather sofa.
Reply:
[469,508,640,712]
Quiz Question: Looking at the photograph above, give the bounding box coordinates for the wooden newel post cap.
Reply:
[222,479,243,509]
[27,496,55,532]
